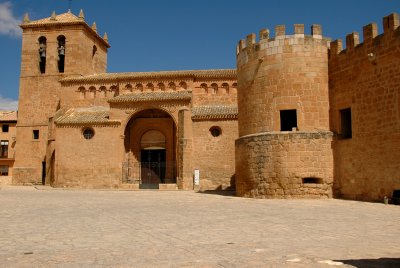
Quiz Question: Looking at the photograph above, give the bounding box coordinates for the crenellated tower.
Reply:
[13,10,110,184]
[235,24,334,198]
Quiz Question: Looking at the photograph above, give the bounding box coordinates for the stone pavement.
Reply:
[0,186,399,267]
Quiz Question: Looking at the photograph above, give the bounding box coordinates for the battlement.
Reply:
[236,24,330,56]
[330,13,399,56]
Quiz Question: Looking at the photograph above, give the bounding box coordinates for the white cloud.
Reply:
[0,1,22,37]
[0,95,18,110]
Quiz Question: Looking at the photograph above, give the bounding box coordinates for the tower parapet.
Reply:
[235,24,333,198]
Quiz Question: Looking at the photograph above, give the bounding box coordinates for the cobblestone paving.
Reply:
[0,186,399,267]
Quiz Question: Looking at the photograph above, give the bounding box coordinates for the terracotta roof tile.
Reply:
[109,91,192,103]
[0,111,17,122]
[192,106,238,120]
[61,69,237,83]
[55,107,120,126]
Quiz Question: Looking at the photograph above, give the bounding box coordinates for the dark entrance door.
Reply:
[140,149,166,187]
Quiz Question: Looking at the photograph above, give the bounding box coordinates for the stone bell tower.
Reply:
[13,10,110,184]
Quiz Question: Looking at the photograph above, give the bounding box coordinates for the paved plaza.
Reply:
[0,186,399,267]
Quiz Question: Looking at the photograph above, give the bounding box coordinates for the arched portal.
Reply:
[123,109,177,187]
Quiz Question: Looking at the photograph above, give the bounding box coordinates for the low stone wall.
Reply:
[235,131,333,198]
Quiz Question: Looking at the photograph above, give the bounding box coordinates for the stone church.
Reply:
[7,10,400,201]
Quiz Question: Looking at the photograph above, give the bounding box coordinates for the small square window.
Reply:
[340,108,352,139]
[0,165,8,176]
[2,124,9,132]
[280,109,297,131]
[33,130,40,140]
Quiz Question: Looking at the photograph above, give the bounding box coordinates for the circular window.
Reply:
[209,126,221,137]
[82,128,94,140]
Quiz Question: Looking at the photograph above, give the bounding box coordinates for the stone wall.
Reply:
[329,13,400,201]
[54,125,122,188]
[236,132,333,198]
[192,120,238,190]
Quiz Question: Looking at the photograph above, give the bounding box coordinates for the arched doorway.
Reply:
[123,109,177,187]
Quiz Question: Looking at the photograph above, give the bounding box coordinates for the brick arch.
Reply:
[124,108,177,184]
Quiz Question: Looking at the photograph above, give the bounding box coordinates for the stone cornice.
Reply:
[60,69,237,84]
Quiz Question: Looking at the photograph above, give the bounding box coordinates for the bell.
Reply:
[59,47,65,56]
[41,51,46,57]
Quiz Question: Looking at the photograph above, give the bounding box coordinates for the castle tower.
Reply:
[13,10,110,184]
[235,24,333,198]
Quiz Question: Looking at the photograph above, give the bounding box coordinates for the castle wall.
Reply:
[329,13,400,201]
[235,25,333,198]
[192,119,237,190]
[54,125,122,188]
[236,132,333,198]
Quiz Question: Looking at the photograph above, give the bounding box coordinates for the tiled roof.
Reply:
[192,106,238,120]
[55,107,120,126]
[0,111,17,122]
[109,91,192,103]
[22,12,82,26]
[21,11,110,48]
[61,69,237,83]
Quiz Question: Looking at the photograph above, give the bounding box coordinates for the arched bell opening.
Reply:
[123,109,177,186]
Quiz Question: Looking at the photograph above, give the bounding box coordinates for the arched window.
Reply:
[78,86,86,99]
[200,83,208,93]
[136,83,143,92]
[125,84,133,93]
[99,86,107,98]
[141,130,166,149]
[146,83,154,91]
[158,83,165,91]
[110,85,119,97]
[89,86,96,99]
[168,82,176,91]
[38,36,47,74]
[222,83,229,94]
[211,83,218,94]
[57,35,66,73]
[179,81,187,90]
[232,83,237,88]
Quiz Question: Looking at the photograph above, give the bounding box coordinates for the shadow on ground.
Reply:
[196,190,236,197]
[336,258,400,268]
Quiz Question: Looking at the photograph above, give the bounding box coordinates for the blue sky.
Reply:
[0,0,398,109]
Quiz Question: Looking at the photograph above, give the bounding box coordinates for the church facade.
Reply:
[10,10,400,201]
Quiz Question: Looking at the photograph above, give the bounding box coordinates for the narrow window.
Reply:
[2,124,9,132]
[0,165,8,176]
[33,130,40,140]
[158,83,165,91]
[302,177,322,184]
[92,45,97,57]
[200,83,208,93]
[280,109,297,131]
[340,108,352,139]
[211,83,218,94]
[57,35,66,73]
[0,140,9,158]
[222,83,229,94]
[38,36,47,74]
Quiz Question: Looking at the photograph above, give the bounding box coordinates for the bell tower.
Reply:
[13,10,110,184]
